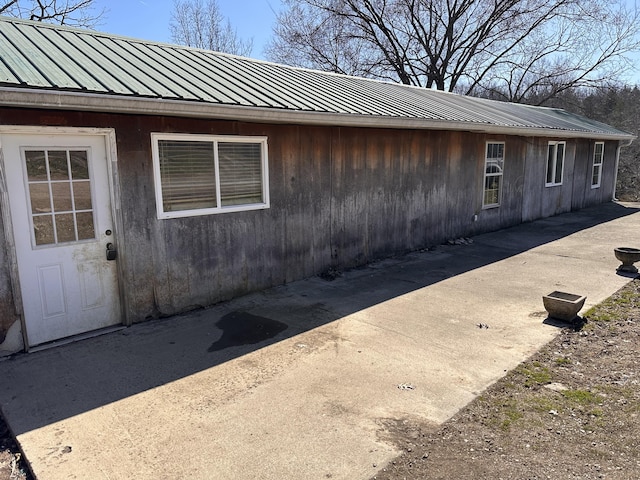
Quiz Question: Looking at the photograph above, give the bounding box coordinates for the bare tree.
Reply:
[267,0,640,104]
[472,1,640,104]
[267,1,382,77]
[170,0,253,56]
[0,0,103,28]
[566,85,640,201]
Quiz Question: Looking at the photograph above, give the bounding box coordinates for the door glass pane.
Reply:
[29,183,51,213]
[24,148,95,247]
[25,151,48,181]
[69,151,89,179]
[73,181,92,210]
[48,151,69,181]
[52,182,73,211]
[55,213,76,242]
[33,215,55,245]
[76,212,95,240]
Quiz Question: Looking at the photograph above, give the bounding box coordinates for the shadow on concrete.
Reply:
[615,271,640,279]
[0,202,638,435]
[542,316,587,331]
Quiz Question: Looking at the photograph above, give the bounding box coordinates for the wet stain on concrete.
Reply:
[208,311,288,352]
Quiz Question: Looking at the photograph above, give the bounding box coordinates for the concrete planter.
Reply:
[614,247,640,274]
[543,291,586,322]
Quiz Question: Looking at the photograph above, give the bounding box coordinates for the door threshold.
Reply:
[28,325,126,353]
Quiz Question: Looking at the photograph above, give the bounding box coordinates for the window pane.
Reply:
[25,151,48,181]
[55,213,76,242]
[483,143,504,207]
[554,144,564,183]
[33,215,54,245]
[484,191,496,206]
[52,182,73,212]
[69,151,89,179]
[159,140,217,212]
[487,142,504,160]
[593,142,604,170]
[546,145,555,184]
[484,176,500,205]
[218,142,263,206]
[486,159,503,174]
[592,143,603,187]
[29,183,51,213]
[592,165,601,186]
[48,151,69,181]
[76,212,95,240]
[73,180,93,210]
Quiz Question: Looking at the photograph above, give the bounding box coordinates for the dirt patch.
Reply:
[0,414,30,480]
[373,278,640,480]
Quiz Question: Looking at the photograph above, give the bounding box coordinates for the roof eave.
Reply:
[0,88,635,142]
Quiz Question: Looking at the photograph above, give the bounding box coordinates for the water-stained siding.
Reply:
[0,108,620,340]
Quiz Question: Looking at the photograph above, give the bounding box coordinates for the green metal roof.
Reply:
[0,16,634,140]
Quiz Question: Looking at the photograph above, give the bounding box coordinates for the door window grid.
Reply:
[24,149,96,246]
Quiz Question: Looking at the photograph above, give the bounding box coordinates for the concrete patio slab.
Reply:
[1,202,639,480]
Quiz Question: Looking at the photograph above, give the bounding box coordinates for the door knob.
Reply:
[106,242,117,261]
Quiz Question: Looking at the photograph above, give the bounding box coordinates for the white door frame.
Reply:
[0,125,128,351]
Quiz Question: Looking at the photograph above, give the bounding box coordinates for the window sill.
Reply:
[158,203,270,220]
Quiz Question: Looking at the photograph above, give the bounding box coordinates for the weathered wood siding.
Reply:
[521,138,618,222]
[0,201,17,345]
[570,140,618,209]
[473,135,527,234]
[0,108,622,334]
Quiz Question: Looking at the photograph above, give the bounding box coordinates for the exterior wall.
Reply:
[472,135,527,234]
[0,107,621,346]
[570,140,618,209]
[521,138,617,222]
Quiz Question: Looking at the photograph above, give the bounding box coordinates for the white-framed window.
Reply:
[151,133,269,219]
[545,141,565,187]
[483,141,505,208]
[591,141,604,188]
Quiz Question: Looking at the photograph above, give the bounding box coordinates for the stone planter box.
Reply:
[542,291,586,322]
[614,247,640,274]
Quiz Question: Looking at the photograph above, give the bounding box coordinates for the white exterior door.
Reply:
[1,132,121,347]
